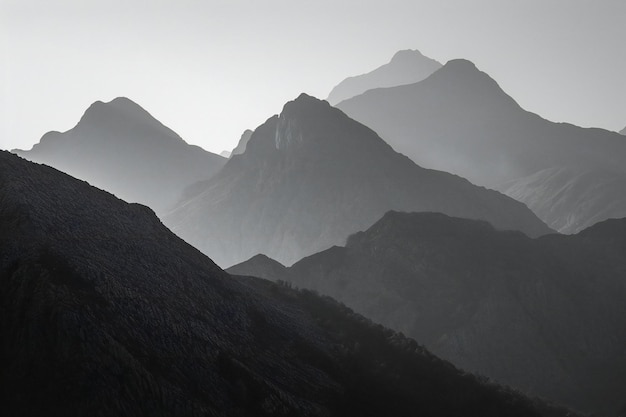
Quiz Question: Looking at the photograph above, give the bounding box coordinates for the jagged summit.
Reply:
[243,93,387,155]
[327,49,442,104]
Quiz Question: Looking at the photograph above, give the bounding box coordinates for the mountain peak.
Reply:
[328,49,442,104]
[79,97,161,128]
[280,93,331,116]
[390,49,427,62]
[620,126,626,135]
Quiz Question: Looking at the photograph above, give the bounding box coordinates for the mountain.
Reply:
[231,129,254,156]
[12,97,226,215]
[220,150,232,158]
[228,211,626,415]
[620,126,626,135]
[336,59,626,233]
[0,151,573,417]
[501,166,626,233]
[327,49,442,104]
[164,93,551,267]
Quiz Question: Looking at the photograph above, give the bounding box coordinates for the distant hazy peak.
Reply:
[327,49,442,104]
[76,96,180,137]
[390,49,437,63]
[231,129,254,156]
[620,126,626,135]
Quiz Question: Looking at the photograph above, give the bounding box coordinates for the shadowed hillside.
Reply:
[0,151,573,416]
[229,211,626,415]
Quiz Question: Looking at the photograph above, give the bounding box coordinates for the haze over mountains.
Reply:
[336,58,626,233]
[229,211,626,415]
[0,151,574,417]
[327,49,442,105]
[13,97,226,215]
[165,93,551,267]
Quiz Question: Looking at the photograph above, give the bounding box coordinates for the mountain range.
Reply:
[327,49,442,105]
[13,97,226,215]
[164,93,551,267]
[620,126,626,135]
[228,210,626,415]
[336,59,626,233]
[0,151,574,417]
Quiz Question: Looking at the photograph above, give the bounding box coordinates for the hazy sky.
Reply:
[2,0,625,154]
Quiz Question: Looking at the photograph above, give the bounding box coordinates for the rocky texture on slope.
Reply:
[13,97,226,215]
[327,49,442,105]
[0,151,571,417]
[337,60,626,233]
[165,94,551,267]
[228,211,626,415]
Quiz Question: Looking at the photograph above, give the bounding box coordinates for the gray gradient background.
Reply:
[2,0,625,154]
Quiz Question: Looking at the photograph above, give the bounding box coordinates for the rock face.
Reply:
[165,93,551,268]
[337,60,626,233]
[0,151,570,417]
[13,97,226,215]
[228,211,626,415]
[327,49,442,105]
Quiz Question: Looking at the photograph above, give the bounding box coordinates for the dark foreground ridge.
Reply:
[229,210,626,415]
[0,151,573,416]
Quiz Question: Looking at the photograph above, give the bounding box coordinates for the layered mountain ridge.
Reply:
[0,151,572,417]
[327,49,442,104]
[337,59,626,233]
[228,210,626,415]
[165,93,551,267]
[13,97,226,215]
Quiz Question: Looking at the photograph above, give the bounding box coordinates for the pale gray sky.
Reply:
[2,0,625,154]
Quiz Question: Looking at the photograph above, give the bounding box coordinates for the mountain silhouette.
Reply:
[13,97,226,215]
[0,151,572,417]
[336,60,626,233]
[620,126,626,135]
[231,129,254,156]
[327,49,442,104]
[165,93,551,267]
[229,210,626,415]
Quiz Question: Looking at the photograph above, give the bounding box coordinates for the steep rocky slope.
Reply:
[0,151,571,417]
[165,94,551,267]
[13,97,225,215]
[229,211,626,415]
